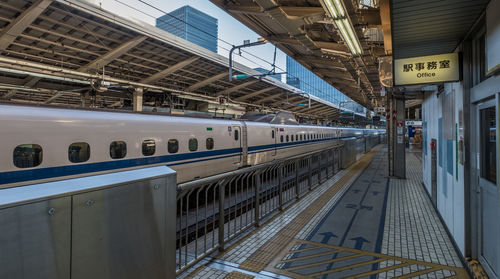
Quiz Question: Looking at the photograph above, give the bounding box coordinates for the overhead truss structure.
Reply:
[0,0,367,121]
[211,0,386,110]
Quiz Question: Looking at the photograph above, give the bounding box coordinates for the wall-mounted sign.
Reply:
[405,120,422,126]
[394,53,461,86]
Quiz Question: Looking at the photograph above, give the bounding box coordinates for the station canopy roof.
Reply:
[0,0,367,120]
[391,0,490,59]
[210,0,387,110]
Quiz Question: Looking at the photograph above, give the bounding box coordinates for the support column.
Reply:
[394,96,406,178]
[133,88,143,112]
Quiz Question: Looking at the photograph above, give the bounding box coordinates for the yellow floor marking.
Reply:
[224,270,254,279]
[267,239,469,279]
[280,250,340,263]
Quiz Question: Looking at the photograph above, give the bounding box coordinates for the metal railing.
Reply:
[175,144,342,273]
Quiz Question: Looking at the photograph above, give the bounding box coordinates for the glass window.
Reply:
[234,129,239,141]
[272,130,275,139]
[168,139,179,153]
[480,107,496,183]
[110,141,126,159]
[206,138,214,150]
[13,144,42,168]
[142,139,156,156]
[295,135,298,141]
[189,138,198,152]
[291,135,294,142]
[300,134,303,141]
[69,142,90,163]
[280,135,284,143]
[286,135,289,142]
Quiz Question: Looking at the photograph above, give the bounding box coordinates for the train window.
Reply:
[234,130,239,141]
[280,135,284,143]
[295,135,298,141]
[189,138,198,152]
[286,135,289,142]
[13,144,42,168]
[168,139,179,153]
[300,134,303,141]
[272,130,275,139]
[206,138,214,150]
[142,139,156,156]
[110,141,127,159]
[68,142,90,163]
[291,135,294,142]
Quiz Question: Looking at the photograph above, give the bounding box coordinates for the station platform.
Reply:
[180,147,469,279]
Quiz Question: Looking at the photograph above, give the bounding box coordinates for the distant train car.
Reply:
[0,104,384,189]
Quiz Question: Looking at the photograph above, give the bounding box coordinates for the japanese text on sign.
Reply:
[394,53,460,86]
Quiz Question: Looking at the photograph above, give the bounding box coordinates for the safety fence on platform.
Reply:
[175,134,384,274]
[175,145,343,274]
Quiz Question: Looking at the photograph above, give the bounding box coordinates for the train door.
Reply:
[475,98,500,277]
[271,126,277,156]
[232,126,242,164]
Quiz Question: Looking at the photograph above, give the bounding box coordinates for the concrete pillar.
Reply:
[133,88,143,112]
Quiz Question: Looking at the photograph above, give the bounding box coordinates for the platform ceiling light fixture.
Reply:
[322,0,363,55]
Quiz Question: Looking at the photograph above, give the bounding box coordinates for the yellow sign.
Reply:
[394,53,460,86]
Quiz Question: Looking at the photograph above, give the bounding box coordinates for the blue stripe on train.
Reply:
[0,148,242,185]
[0,136,363,185]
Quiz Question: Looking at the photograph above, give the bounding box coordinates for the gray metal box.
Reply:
[0,166,177,279]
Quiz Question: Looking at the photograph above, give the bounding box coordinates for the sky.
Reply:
[91,0,287,80]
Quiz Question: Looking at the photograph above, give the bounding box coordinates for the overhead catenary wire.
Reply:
[113,0,356,107]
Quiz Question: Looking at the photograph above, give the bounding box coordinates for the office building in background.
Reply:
[156,6,218,53]
[286,56,364,112]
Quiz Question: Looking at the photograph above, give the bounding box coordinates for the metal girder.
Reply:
[1,90,17,99]
[293,55,345,68]
[218,80,259,96]
[43,92,63,104]
[315,68,354,81]
[255,93,282,104]
[79,36,147,72]
[266,34,301,45]
[187,72,226,91]
[253,0,323,56]
[280,6,324,18]
[0,0,52,51]
[314,41,349,54]
[234,87,275,101]
[379,0,392,55]
[141,57,199,84]
[271,95,303,106]
[224,4,262,15]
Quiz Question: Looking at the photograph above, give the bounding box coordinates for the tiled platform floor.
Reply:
[181,147,469,279]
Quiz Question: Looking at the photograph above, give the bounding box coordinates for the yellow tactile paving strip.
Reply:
[238,148,378,272]
[268,240,469,279]
[224,271,254,279]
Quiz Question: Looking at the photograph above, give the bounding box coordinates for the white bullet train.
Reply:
[0,104,384,189]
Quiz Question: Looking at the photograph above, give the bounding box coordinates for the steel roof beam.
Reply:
[186,72,226,91]
[1,90,17,100]
[255,93,284,104]
[141,57,199,84]
[44,92,63,104]
[79,36,147,72]
[0,0,52,51]
[234,87,275,101]
[218,80,259,96]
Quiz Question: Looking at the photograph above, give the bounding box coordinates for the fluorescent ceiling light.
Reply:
[322,0,362,56]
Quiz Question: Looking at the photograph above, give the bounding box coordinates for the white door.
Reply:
[271,127,277,156]
[476,99,500,278]
[232,126,241,164]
